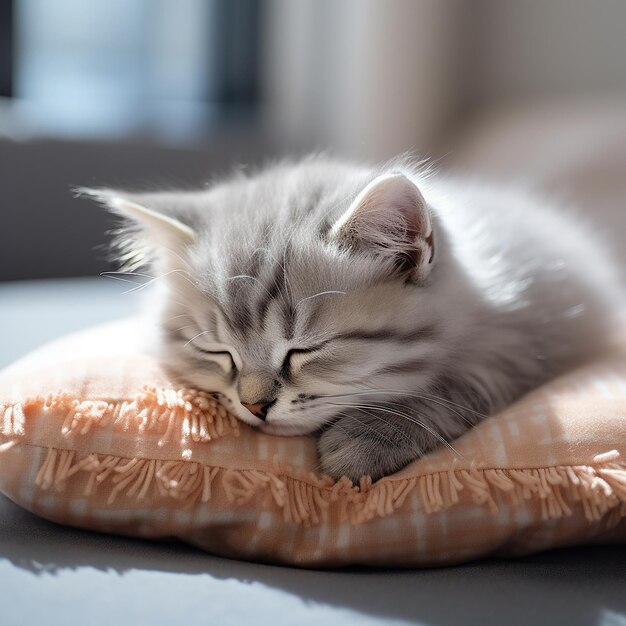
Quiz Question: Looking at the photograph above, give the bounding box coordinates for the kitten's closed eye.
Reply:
[188,345,236,374]
[282,344,329,376]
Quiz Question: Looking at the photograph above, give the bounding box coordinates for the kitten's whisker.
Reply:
[318,390,488,420]
[159,246,195,274]
[332,410,401,448]
[327,391,475,427]
[347,408,417,447]
[226,274,275,299]
[101,271,155,278]
[120,269,199,295]
[326,402,463,458]
[402,392,481,424]
[295,291,347,308]
[183,329,213,347]
[388,396,474,427]
[330,402,462,457]
[171,324,198,333]
[100,274,146,285]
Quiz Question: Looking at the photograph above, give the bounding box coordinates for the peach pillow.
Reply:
[0,319,625,567]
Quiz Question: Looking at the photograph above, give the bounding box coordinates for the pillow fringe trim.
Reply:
[0,388,239,449]
[2,391,625,526]
[1,439,624,527]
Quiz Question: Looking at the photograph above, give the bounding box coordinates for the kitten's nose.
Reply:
[241,400,274,421]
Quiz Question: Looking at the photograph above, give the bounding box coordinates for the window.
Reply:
[3,0,260,143]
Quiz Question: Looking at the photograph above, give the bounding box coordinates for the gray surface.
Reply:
[0,136,274,281]
[0,278,625,626]
[0,277,141,366]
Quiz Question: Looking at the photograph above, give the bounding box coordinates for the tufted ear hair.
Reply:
[79,187,195,272]
[330,173,435,280]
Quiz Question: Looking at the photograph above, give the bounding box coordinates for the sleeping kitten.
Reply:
[84,157,622,481]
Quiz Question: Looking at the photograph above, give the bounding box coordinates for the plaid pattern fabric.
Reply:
[0,319,625,568]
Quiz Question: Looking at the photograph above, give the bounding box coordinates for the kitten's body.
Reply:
[88,158,622,481]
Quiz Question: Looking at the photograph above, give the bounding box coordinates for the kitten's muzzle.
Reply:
[241,400,275,421]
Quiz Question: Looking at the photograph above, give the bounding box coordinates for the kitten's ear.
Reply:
[330,173,435,280]
[79,188,195,270]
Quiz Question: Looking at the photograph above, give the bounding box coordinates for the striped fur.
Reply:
[88,156,623,480]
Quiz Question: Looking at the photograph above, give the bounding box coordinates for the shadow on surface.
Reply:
[1,495,625,626]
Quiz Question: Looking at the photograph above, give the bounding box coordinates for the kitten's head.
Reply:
[86,159,457,436]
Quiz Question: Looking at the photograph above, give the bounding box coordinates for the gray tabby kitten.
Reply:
[85,157,621,482]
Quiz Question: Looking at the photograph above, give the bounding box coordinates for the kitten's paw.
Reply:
[317,424,409,483]
[317,427,372,483]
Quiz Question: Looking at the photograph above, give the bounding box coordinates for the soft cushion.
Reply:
[0,319,625,567]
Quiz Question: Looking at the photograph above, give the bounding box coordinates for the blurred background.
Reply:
[1,0,625,283]
[2,3,626,612]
